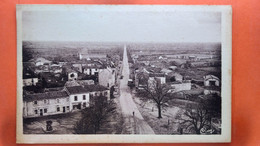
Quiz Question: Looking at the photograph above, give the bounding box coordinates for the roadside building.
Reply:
[65,86,90,111]
[23,91,70,118]
[98,67,116,88]
[84,84,110,102]
[134,71,149,90]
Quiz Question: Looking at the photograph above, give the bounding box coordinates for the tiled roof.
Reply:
[204,75,219,81]
[83,85,109,92]
[149,73,165,77]
[24,91,68,102]
[65,81,80,87]
[65,86,88,94]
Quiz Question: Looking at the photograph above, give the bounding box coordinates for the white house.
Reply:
[203,75,220,86]
[23,91,70,118]
[65,86,90,111]
[23,78,38,87]
[23,71,38,87]
[83,67,100,75]
[98,67,116,88]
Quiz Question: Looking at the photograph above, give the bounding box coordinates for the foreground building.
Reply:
[23,91,70,118]
[23,84,110,118]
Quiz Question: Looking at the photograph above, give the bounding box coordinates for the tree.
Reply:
[180,94,221,134]
[141,78,172,119]
[181,103,210,134]
[74,96,116,134]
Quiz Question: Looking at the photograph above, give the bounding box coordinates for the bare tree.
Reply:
[74,96,116,134]
[180,94,221,134]
[141,78,172,119]
[181,104,210,134]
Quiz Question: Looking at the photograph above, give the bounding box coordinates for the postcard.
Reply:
[16,5,232,143]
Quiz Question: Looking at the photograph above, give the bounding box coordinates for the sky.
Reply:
[22,10,221,43]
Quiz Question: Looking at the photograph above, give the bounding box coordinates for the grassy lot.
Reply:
[132,94,186,134]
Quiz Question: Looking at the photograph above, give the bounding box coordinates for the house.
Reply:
[68,70,78,81]
[84,84,110,101]
[31,57,52,66]
[148,73,166,89]
[83,67,100,75]
[23,91,70,118]
[203,75,220,86]
[134,71,149,90]
[72,64,83,73]
[65,86,90,111]
[23,68,38,87]
[167,72,183,82]
[148,73,166,84]
[98,67,116,88]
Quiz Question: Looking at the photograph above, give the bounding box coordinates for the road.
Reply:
[119,45,155,134]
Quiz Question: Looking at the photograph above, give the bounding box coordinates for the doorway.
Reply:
[40,109,43,116]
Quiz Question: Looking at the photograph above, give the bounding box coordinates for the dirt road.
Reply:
[119,45,154,134]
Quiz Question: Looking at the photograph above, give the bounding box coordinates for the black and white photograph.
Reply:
[16,5,232,143]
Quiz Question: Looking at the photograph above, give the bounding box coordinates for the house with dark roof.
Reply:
[84,84,110,102]
[23,91,70,118]
[65,86,90,111]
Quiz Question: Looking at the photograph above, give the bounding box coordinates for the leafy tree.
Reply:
[74,96,116,134]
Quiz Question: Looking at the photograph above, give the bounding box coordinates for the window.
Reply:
[34,101,37,105]
[107,83,109,87]
[100,92,103,96]
[44,108,47,113]
[83,102,86,107]
[74,96,78,101]
[67,106,70,110]
[104,91,108,96]
[34,110,38,114]
[83,95,86,100]
[57,107,60,112]
[56,99,60,103]
[44,99,48,104]
[95,93,97,96]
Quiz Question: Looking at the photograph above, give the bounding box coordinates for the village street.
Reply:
[119,46,155,134]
